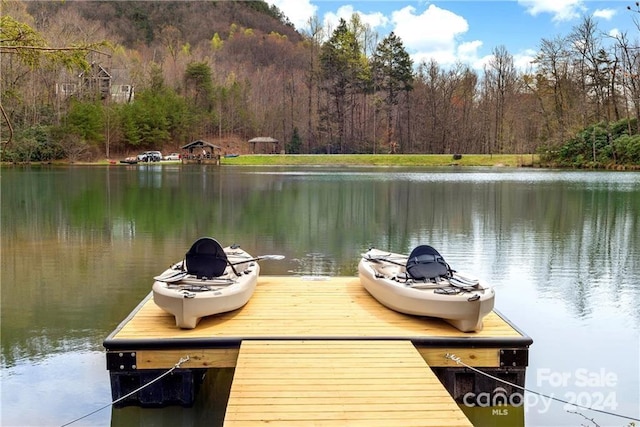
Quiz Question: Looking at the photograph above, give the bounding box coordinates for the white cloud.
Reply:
[268,0,317,31]
[514,49,537,71]
[392,5,468,48]
[518,0,586,22]
[593,8,616,20]
[458,40,483,62]
[323,5,389,31]
[390,5,470,67]
[457,41,488,69]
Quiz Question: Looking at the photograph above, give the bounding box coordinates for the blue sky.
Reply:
[268,1,639,70]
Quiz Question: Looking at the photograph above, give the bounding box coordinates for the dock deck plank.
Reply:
[223,340,473,427]
[111,276,521,341]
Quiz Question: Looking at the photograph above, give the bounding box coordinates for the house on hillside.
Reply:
[109,83,135,103]
[56,63,134,104]
[109,68,135,103]
[81,62,111,100]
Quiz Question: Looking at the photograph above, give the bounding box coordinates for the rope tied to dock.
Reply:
[60,355,190,427]
[444,353,640,422]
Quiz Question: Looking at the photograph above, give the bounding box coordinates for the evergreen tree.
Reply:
[184,62,214,112]
[319,18,370,153]
[286,127,302,153]
[371,32,414,150]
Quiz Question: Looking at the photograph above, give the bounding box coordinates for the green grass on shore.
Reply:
[220,154,539,167]
[4,153,539,167]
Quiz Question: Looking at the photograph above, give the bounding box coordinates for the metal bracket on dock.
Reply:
[107,351,138,370]
[499,349,528,367]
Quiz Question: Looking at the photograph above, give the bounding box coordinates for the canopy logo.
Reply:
[461,367,619,415]
[462,387,553,414]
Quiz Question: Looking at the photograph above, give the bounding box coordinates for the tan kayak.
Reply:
[359,246,495,332]
[152,237,282,329]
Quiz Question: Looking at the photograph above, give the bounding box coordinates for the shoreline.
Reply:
[3,153,639,169]
[3,154,539,168]
[220,154,539,168]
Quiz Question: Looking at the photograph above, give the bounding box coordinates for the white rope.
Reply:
[445,353,640,422]
[60,355,190,427]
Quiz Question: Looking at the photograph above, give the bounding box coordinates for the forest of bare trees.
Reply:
[2,1,640,166]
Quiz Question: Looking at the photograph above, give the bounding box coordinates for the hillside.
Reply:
[8,0,310,156]
[24,1,303,52]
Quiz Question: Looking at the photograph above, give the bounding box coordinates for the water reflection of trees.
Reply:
[238,171,639,324]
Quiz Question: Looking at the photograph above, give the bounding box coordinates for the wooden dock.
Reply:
[104,276,532,422]
[224,340,472,426]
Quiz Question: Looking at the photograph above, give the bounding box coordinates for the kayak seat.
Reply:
[185,237,228,278]
[406,245,451,281]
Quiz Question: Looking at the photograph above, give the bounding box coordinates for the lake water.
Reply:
[1,165,639,427]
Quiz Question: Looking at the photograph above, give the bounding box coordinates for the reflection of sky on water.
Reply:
[245,168,640,190]
[489,248,640,427]
[1,333,99,370]
[1,351,111,427]
[287,252,340,276]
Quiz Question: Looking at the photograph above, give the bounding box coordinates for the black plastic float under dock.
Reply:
[104,276,533,426]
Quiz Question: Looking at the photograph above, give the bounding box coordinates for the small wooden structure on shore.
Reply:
[180,140,221,165]
[104,276,532,425]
